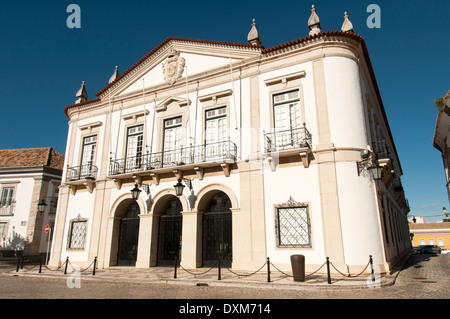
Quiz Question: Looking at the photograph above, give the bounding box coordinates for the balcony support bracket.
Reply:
[113,178,122,190]
[299,148,312,168]
[150,173,160,186]
[194,167,204,180]
[83,180,95,194]
[221,163,231,177]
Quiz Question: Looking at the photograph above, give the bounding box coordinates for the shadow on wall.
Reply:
[0,232,27,257]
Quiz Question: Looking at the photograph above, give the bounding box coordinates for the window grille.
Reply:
[68,220,87,249]
[275,198,311,247]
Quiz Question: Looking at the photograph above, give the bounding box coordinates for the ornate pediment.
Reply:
[162,49,185,86]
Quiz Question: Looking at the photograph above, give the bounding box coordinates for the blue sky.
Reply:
[1,1,449,222]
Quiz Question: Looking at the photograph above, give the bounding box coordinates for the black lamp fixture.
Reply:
[37,199,47,214]
[130,184,142,201]
[130,183,150,201]
[367,163,383,181]
[174,178,193,196]
[357,149,383,181]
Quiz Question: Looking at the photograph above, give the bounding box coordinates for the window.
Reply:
[68,219,87,250]
[79,135,97,179]
[438,238,444,247]
[163,117,182,165]
[205,107,227,160]
[275,203,311,248]
[429,238,435,245]
[205,107,227,145]
[273,90,301,131]
[0,187,15,216]
[126,125,144,171]
[1,187,14,206]
[271,90,304,150]
[0,222,7,240]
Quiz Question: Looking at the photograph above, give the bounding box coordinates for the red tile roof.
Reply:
[0,147,64,171]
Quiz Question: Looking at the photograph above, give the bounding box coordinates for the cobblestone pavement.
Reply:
[0,253,449,301]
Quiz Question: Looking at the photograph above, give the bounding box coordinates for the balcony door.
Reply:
[126,125,144,172]
[205,107,227,161]
[79,135,96,179]
[163,117,183,166]
[273,91,301,149]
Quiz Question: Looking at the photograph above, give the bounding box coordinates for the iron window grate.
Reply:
[68,220,87,250]
[275,205,311,248]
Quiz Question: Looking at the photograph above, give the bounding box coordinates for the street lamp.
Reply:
[37,199,47,214]
[130,183,150,200]
[174,178,193,196]
[130,184,142,201]
[367,163,383,181]
[357,150,383,181]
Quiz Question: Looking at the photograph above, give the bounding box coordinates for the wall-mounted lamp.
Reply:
[174,178,193,196]
[37,199,47,214]
[357,150,383,181]
[130,183,150,201]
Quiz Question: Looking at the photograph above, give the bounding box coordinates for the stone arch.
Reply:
[110,193,147,218]
[195,183,239,213]
[108,193,146,266]
[150,188,190,215]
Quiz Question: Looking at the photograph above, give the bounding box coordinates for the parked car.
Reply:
[414,245,442,254]
[441,249,450,254]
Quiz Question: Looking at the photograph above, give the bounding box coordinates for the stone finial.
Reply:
[109,66,119,84]
[75,81,88,104]
[247,18,262,46]
[308,5,321,36]
[341,11,354,32]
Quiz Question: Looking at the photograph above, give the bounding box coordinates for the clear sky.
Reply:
[1,1,449,222]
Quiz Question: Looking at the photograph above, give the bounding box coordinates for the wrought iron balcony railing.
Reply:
[372,140,390,159]
[109,140,237,176]
[66,163,98,182]
[0,203,15,216]
[264,126,312,153]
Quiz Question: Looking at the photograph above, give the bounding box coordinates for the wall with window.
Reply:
[60,190,94,261]
[0,176,34,250]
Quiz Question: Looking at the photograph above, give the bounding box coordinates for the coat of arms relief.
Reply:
[162,49,185,85]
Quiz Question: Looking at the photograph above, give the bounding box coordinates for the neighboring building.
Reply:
[408,216,427,224]
[410,222,450,250]
[50,7,411,275]
[0,147,64,257]
[433,90,450,202]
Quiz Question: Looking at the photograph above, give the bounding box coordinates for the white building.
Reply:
[433,90,450,202]
[0,147,64,257]
[50,7,411,275]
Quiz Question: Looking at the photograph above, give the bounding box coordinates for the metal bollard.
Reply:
[16,257,21,272]
[218,257,221,281]
[369,255,375,282]
[173,257,178,279]
[326,257,331,284]
[64,257,69,275]
[39,257,43,274]
[267,257,271,283]
[93,257,97,276]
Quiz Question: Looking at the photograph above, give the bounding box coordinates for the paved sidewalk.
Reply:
[3,256,403,290]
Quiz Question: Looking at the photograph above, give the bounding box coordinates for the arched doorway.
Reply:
[202,192,232,267]
[117,201,140,266]
[157,197,183,266]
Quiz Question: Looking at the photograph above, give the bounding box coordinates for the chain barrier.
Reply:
[16,256,98,276]
[179,261,218,276]
[13,254,376,285]
[329,260,370,278]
